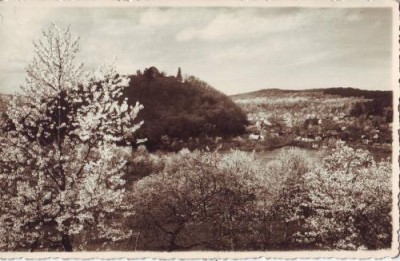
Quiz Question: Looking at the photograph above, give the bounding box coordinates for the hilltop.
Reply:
[122,67,248,150]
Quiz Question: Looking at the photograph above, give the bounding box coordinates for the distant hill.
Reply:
[319,87,391,100]
[231,87,392,102]
[123,67,248,150]
[231,87,393,125]
[230,88,298,100]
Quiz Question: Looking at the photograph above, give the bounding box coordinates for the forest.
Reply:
[122,67,248,150]
[0,24,393,252]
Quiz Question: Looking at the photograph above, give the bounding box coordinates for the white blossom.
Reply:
[0,24,143,251]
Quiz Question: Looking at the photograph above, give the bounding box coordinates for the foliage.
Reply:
[127,149,282,250]
[350,100,393,121]
[0,24,143,251]
[293,142,392,249]
[323,87,392,120]
[323,87,392,108]
[123,72,248,150]
[125,144,392,251]
[124,145,165,185]
[125,147,322,251]
[269,148,313,223]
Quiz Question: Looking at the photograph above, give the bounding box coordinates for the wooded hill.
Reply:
[123,67,248,150]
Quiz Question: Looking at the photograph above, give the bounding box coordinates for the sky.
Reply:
[0,5,394,95]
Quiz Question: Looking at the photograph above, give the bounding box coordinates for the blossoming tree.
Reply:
[0,24,143,251]
[293,142,392,249]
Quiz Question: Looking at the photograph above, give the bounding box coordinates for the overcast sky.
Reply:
[0,5,393,95]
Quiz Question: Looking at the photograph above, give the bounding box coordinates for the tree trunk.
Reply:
[62,234,73,252]
[167,232,179,251]
[29,239,39,252]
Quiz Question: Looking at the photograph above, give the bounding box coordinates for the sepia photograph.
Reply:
[0,0,398,259]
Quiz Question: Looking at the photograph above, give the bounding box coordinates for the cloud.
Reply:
[290,50,335,67]
[0,6,393,94]
[138,9,172,27]
[175,9,307,42]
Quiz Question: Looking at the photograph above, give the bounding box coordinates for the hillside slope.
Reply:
[231,87,392,125]
[123,67,248,150]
